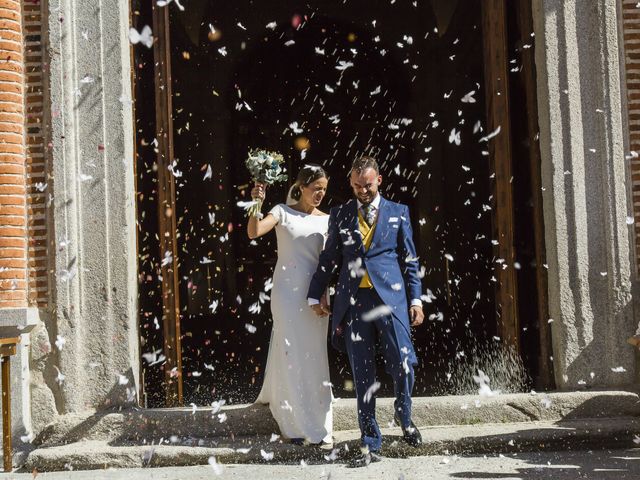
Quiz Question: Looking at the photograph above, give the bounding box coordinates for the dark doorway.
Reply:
[133,0,548,407]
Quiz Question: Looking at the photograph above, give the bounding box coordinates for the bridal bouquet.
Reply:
[245,149,288,217]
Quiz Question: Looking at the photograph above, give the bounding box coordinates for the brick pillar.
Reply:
[0,0,27,308]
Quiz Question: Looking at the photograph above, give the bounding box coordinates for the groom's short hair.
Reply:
[351,155,379,174]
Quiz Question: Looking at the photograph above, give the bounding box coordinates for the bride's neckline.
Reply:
[283,204,328,217]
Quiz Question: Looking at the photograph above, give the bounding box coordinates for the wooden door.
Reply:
[151,2,183,406]
[481,0,520,350]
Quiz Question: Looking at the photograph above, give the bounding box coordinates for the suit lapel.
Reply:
[345,199,365,254]
[369,196,387,252]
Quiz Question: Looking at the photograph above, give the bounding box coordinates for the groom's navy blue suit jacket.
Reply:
[307,196,423,353]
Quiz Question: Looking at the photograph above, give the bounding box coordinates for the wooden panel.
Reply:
[2,356,11,472]
[481,0,520,350]
[152,3,183,406]
[515,0,554,389]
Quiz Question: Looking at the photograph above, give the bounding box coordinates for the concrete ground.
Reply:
[3,448,640,479]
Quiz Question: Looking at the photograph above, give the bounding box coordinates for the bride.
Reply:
[248,164,333,445]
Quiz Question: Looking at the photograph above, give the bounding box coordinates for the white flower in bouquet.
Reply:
[244,149,288,217]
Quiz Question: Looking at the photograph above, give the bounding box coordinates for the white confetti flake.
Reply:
[237,200,258,211]
[209,300,219,314]
[245,323,257,334]
[59,265,78,283]
[289,121,303,134]
[449,128,461,146]
[211,399,226,414]
[362,305,393,322]
[270,433,280,442]
[203,164,212,180]
[479,125,502,143]
[266,21,277,30]
[142,349,165,366]
[461,91,476,103]
[157,0,184,10]
[611,366,626,373]
[260,449,274,461]
[336,60,354,71]
[55,366,65,385]
[129,26,153,48]
[363,381,381,403]
[207,456,223,475]
[473,369,500,397]
[55,335,66,351]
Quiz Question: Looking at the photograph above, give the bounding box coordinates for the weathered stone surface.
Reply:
[532,0,636,387]
[32,390,640,448]
[44,0,138,414]
[24,417,640,472]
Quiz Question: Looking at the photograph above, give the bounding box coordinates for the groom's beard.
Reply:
[355,191,377,205]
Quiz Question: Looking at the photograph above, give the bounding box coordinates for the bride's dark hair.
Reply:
[290,164,328,201]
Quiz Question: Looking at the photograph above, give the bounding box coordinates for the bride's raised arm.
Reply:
[247,182,278,239]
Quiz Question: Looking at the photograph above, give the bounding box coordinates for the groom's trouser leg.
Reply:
[344,289,382,452]
[378,319,415,429]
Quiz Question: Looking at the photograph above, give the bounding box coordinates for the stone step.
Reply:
[34,389,640,448]
[23,417,640,472]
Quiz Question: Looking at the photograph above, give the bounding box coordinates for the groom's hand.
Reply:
[311,304,329,317]
[409,305,424,326]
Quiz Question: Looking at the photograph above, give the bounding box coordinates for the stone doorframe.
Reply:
[24,0,637,445]
[532,0,637,388]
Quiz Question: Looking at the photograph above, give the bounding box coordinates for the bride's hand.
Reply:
[251,182,266,201]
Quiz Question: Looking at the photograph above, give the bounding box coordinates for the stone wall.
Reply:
[532,0,637,388]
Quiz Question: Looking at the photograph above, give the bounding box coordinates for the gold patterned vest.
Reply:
[357,210,376,288]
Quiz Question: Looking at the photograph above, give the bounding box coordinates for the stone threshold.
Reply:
[32,389,640,449]
[21,417,640,472]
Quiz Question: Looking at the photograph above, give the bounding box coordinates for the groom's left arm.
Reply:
[308,207,342,304]
[398,205,423,323]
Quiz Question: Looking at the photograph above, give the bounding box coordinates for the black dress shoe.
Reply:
[394,413,422,447]
[348,451,382,468]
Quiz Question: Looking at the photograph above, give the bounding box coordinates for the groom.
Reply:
[308,156,424,466]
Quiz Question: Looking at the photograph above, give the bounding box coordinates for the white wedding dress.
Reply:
[255,203,333,443]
